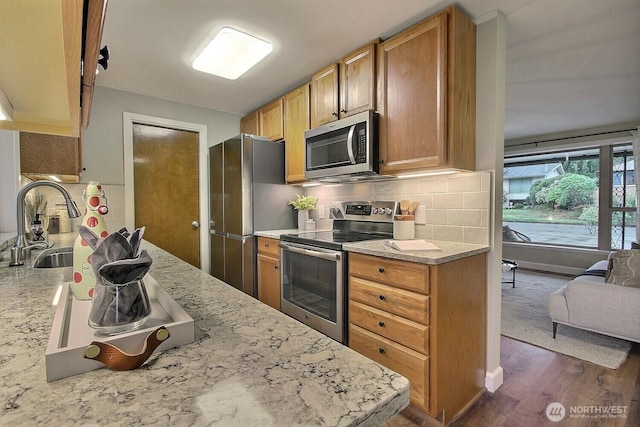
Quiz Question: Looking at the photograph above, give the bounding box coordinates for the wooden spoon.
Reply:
[407,201,419,215]
[400,200,410,215]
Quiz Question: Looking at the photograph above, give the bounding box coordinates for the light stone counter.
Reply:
[0,235,409,426]
[254,229,300,239]
[343,239,490,265]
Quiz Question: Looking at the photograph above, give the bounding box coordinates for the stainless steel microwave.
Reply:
[304,110,378,180]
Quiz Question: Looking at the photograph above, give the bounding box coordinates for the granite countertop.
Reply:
[254,229,300,239]
[343,239,490,265]
[0,234,409,426]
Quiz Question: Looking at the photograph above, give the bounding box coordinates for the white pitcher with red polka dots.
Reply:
[71,182,109,300]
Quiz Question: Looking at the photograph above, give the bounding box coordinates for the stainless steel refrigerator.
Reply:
[209,134,297,296]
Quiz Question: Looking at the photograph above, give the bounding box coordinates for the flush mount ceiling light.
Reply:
[192,27,272,80]
[0,86,13,121]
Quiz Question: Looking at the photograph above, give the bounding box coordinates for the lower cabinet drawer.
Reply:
[350,277,430,324]
[350,300,429,354]
[349,324,429,412]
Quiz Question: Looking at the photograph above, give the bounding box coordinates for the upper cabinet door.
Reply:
[259,98,284,141]
[340,41,378,118]
[378,12,448,173]
[310,63,339,128]
[283,83,310,183]
[378,7,476,175]
[240,110,259,135]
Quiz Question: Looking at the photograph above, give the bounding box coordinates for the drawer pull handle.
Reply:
[379,294,386,301]
[378,347,385,354]
[378,321,385,327]
[378,267,385,273]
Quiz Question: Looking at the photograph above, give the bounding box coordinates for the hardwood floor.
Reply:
[385,336,640,426]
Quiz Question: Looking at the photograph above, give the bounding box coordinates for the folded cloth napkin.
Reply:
[79,226,153,329]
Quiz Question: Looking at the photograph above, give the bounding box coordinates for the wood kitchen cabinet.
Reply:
[283,83,310,183]
[20,132,83,182]
[257,237,281,310]
[259,98,284,141]
[377,6,476,174]
[310,41,378,128]
[240,110,259,135]
[240,98,284,141]
[0,0,106,137]
[348,252,486,424]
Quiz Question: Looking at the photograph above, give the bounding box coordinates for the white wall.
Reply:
[475,10,507,393]
[82,86,241,185]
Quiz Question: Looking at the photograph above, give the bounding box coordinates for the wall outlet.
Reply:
[318,205,325,219]
[415,206,426,225]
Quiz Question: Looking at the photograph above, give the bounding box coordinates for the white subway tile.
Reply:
[432,225,464,242]
[448,174,482,192]
[433,193,463,209]
[448,210,482,226]
[464,227,490,245]
[464,192,490,209]
[426,209,448,225]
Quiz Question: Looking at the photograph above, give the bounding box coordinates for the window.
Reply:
[508,178,533,194]
[503,144,635,250]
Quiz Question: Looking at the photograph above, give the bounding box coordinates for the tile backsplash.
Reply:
[17,171,491,246]
[19,177,126,235]
[305,171,492,245]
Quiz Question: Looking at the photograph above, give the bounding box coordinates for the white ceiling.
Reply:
[95,0,640,141]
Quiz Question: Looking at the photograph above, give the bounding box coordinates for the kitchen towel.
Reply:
[78,226,152,330]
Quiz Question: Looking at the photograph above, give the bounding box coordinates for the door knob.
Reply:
[192,221,200,228]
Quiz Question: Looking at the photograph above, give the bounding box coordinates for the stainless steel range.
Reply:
[279,201,398,343]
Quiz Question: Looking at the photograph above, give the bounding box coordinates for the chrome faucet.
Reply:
[9,180,82,266]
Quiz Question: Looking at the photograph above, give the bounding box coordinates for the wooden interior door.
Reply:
[133,123,200,268]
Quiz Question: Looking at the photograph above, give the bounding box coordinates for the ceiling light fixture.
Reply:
[0,86,14,121]
[192,27,272,80]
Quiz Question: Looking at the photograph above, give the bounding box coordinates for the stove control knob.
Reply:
[372,207,379,214]
[384,208,393,215]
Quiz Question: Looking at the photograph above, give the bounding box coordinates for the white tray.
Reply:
[45,274,195,381]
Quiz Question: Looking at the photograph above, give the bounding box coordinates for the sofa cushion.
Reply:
[605,250,640,288]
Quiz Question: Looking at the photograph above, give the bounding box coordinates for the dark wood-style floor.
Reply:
[386,336,640,426]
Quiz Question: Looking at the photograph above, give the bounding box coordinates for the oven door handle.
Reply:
[279,242,341,261]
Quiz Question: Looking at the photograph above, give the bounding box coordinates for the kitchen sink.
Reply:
[33,247,74,268]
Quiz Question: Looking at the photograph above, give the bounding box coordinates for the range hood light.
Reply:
[0,86,14,121]
[48,175,62,183]
[301,182,321,187]
[192,27,272,80]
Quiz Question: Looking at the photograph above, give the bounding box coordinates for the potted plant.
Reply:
[289,194,318,231]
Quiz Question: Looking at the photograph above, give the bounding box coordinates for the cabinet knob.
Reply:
[378,267,385,273]
[340,109,347,113]
[379,294,386,301]
[264,243,269,248]
[274,265,279,270]
[378,347,385,354]
[332,112,338,117]
[378,321,385,327]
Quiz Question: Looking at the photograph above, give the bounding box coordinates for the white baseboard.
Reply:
[485,366,504,392]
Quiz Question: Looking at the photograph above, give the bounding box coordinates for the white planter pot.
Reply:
[297,210,309,231]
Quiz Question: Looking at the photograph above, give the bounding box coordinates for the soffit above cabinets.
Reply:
[0,0,82,137]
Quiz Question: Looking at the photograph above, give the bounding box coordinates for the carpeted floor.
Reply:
[501,269,632,369]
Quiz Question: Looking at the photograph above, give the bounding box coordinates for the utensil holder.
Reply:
[393,215,415,240]
[88,278,151,335]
